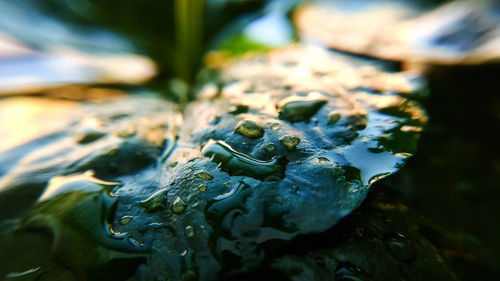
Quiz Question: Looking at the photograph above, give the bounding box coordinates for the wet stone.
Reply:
[0,44,429,281]
[163,45,428,279]
[234,119,264,139]
[279,135,301,151]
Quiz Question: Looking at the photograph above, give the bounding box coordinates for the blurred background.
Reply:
[0,0,499,280]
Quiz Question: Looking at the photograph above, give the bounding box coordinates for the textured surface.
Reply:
[0,45,430,280]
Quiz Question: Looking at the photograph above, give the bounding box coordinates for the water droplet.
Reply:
[104,145,120,156]
[76,131,105,144]
[147,222,165,228]
[119,215,134,225]
[347,113,367,130]
[5,266,41,279]
[234,119,264,139]
[395,152,412,158]
[127,236,144,247]
[198,184,207,192]
[318,157,330,163]
[270,123,281,130]
[277,93,327,123]
[139,188,167,213]
[368,172,392,185]
[264,143,276,152]
[172,197,186,214]
[117,126,136,138]
[384,233,415,262]
[194,170,213,181]
[179,249,198,280]
[38,171,121,202]
[279,135,300,151]
[185,225,194,238]
[328,111,342,125]
[204,180,297,257]
[206,182,251,230]
[105,222,127,239]
[400,125,422,133]
[201,140,287,181]
[229,104,249,115]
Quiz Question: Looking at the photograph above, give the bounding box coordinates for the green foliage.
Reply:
[220,33,271,56]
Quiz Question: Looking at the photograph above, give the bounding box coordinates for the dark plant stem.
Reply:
[174,0,204,102]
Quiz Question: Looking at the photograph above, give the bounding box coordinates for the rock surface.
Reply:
[0,45,438,281]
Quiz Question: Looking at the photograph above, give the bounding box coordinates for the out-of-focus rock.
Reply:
[295,0,500,65]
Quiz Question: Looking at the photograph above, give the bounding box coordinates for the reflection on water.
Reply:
[0,97,79,153]
[31,171,149,252]
[202,139,287,181]
[19,171,147,279]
